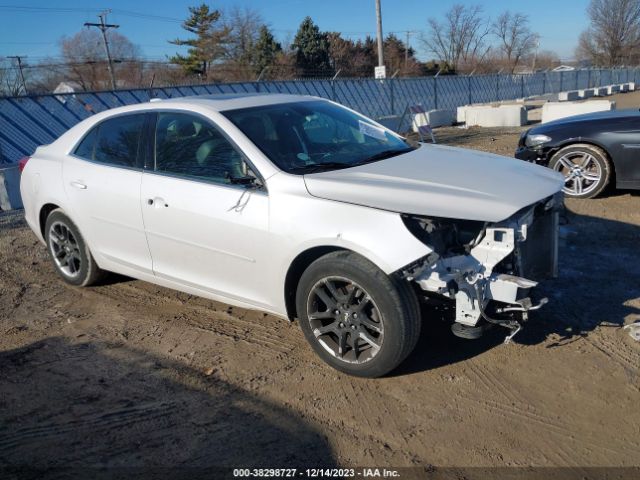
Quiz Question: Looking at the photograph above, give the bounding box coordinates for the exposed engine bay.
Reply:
[400,192,563,342]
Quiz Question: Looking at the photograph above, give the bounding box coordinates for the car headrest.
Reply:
[176,119,196,138]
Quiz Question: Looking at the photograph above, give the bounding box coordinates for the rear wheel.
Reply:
[549,144,611,199]
[44,209,104,287]
[296,251,421,378]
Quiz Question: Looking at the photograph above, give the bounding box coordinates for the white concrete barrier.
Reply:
[412,109,455,130]
[462,104,527,127]
[593,87,608,96]
[578,89,595,99]
[541,100,615,123]
[558,91,580,101]
[456,105,469,123]
[0,163,23,211]
[607,84,620,94]
[628,82,636,91]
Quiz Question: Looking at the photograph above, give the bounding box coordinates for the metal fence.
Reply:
[1,68,638,165]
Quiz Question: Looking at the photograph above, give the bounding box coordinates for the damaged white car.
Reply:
[20,94,564,377]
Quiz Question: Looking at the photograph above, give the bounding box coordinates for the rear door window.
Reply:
[74,114,146,168]
[74,128,97,160]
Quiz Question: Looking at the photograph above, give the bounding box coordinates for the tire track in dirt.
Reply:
[185,317,293,355]
[458,395,629,458]
[584,333,639,379]
[555,303,640,378]
[463,358,637,460]
[466,361,522,406]
[0,401,178,453]
[330,379,419,462]
[58,276,299,357]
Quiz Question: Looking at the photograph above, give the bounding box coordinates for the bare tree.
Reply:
[576,0,640,66]
[224,6,264,67]
[532,50,561,71]
[491,11,539,72]
[421,4,489,72]
[24,57,67,94]
[60,29,141,90]
[0,57,28,96]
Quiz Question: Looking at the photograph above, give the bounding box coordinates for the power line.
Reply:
[84,10,119,90]
[7,55,27,94]
[405,31,415,70]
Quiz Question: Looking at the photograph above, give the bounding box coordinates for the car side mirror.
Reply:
[228,174,262,189]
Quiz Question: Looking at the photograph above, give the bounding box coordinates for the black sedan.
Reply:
[515,109,640,198]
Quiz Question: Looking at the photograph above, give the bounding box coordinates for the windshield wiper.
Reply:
[293,162,353,174]
[354,147,414,166]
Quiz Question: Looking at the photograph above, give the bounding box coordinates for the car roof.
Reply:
[154,93,319,111]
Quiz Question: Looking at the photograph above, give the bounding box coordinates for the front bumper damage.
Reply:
[407,193,562,342]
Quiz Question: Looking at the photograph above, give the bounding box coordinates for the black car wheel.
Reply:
[549,144,611,199]
[296,251,421,378]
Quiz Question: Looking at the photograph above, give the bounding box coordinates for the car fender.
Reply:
[20,151,73,244]
[262,173,432,315]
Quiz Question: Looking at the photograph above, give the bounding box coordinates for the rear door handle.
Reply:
[70,181,87,190]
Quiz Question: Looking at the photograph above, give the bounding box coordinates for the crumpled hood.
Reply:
[303,144,564,222]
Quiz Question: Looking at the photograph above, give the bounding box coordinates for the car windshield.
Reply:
[222,100,415,174]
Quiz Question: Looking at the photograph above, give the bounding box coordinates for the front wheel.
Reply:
[296,251,421,378]
[549,144,611,199]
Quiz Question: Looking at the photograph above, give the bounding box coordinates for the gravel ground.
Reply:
[1,91,639,477]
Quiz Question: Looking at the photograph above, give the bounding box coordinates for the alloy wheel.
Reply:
[552,151,602,196]
[306,276,384,364]
[48,221,82,278]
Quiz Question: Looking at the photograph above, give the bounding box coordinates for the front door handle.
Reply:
[147,197,169,208]
[70,181,87,190]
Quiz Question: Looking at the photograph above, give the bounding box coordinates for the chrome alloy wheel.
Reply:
[48,221,82,278]
[552,151,602,196]
[306,276,384,364]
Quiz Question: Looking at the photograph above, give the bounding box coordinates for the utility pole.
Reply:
[375,0,384,68]
[532,39,540,73]
[8,55,27,94]
[404,31,413,71]
[84,10,119,90]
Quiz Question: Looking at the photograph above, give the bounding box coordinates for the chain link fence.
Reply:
[1,68,638,165]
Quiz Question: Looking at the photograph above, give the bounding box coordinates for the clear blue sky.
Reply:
[0,0,589,63]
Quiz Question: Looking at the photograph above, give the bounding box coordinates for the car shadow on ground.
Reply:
[396,208,640,375]
[518,208,640,346]
[602,188,640,199]
[0,337,336,477]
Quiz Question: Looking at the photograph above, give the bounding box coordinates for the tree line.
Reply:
[1,0,639,96]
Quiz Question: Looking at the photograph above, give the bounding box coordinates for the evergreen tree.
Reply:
[253,26,282,76]
[291,17,331,74]
[169,4,231,77]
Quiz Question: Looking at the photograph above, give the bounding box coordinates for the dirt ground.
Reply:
[1,92,640,477]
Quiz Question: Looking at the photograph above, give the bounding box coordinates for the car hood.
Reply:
[303,144,564,222]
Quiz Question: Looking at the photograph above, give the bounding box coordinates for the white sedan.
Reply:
[20,94,564,377]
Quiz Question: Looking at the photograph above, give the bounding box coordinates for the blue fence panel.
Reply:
[6,97,69,139]
[1,68,638,164]
[435,76,469,109]
[393,78,434,112]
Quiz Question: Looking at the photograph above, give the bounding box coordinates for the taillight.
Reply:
[18,156,30,173]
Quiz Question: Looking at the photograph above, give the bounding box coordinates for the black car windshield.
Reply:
[222,100,415,174]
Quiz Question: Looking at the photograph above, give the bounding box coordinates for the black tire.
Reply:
[296,251,421,378]
[44,209,104,287]
[548,143,611,199]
